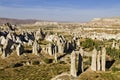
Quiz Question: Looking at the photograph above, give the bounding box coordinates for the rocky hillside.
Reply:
[0,17,42,25]
[85,17,120,27]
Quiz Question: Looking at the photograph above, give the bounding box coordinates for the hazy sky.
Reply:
[0,0,120,22]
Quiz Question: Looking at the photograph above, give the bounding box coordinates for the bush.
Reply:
[44,58,53,64]
[81,38,103,51]
[81,38,95,51]
[14,63,23,67]
[59,61,66,64]
[84,57,91,65]
[106,47,120,59]
[112,66,120,72]
[32,61,40,65]
[8,63,23,68]
[94,40,103,50]
[81,38,94,49]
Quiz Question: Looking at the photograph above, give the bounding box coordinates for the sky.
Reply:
[0,0,120,22]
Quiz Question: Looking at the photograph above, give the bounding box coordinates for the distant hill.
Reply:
[85,16,120,27]
[0,17,42,25]
[92,16,120,22]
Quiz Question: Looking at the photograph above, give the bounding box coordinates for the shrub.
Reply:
[84,57,91,65]
[59,61,66,64]
[81,38,103,51]
[106,47,120,59]
[8,63,23,68]
[14,63,23,67]
[32,61,40,65]
[81,38,94,49]
[112,66,120,72]
[44,58,53,64]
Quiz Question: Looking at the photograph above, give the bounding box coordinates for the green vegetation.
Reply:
[32,60,40,65]
[81,38,103,51]
[43,58,53,64]
[99,71,120,80]
[79,71,120,80]
[81,38,94,51]
[84,56,91,66]
[106,47,120,59]
[7,62,23,68]
[112,66,120,72]
[0,63,69,80]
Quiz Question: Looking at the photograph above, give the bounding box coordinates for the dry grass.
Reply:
[78,68,120,80]
[0,53,70,80]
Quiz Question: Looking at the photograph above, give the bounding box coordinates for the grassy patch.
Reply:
[0,63,69,80]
